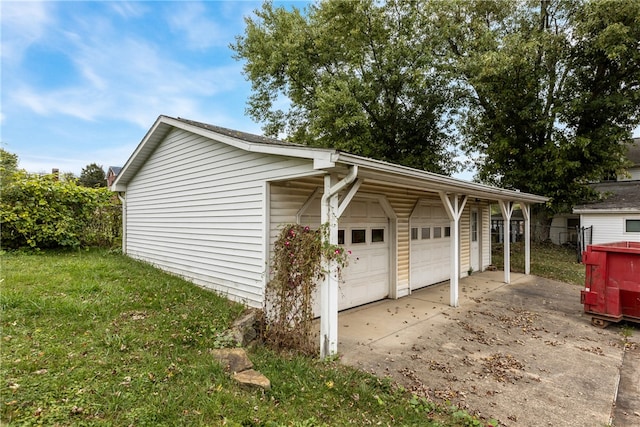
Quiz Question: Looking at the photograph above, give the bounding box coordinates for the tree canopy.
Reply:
[78,163,106,188]
[234,0,640,216]
[233,0,458,174]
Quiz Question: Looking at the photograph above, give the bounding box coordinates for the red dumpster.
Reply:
[580,241,640,328]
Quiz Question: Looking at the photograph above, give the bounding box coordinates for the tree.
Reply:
[1,148,19,187]
[435,0,640,231]
[233,0,459,174]
[78,163,106,188]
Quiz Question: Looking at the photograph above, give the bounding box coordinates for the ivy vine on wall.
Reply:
[264,224,349,355]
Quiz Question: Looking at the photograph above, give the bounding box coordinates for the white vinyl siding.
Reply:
[580,213,640,244]
[125,128,315,307]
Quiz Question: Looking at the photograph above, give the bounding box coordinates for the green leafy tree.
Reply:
[436,0,640,233]
[1,148,19,187]
[78,163,106,188]
[233,0,459,174]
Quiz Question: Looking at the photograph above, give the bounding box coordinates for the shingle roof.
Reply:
[626,138,640,166]
[174,117,305,148]
[574,181,640,211]
[108,166,122,175]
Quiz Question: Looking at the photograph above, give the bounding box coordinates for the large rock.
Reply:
[233,369,271,391]
[210,348,253,373]
[230,309,262,346]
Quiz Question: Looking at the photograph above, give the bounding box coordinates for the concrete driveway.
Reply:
[337,272,639,426]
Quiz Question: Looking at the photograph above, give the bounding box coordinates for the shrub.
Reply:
[0,171,120,249]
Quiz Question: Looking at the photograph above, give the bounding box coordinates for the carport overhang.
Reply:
[315,153,548,358]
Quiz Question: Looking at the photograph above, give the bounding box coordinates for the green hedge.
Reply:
[0,171,121,249]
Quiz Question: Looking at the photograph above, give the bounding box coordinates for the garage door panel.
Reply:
[411,201,451,289]
[307,198,390,314]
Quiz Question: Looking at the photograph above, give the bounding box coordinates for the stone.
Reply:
[230,309,262,346]
[210,348,253,373]
[233,369,271,391]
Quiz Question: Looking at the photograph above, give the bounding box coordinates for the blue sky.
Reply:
[2,1,637,180]
[1,0,310,176]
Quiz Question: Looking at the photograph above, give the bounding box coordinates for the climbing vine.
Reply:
[264,224,349,355]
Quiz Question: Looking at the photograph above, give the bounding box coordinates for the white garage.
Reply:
[410,200,451,289]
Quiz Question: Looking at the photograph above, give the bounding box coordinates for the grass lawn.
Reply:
[491,241,586,286]
[1,250,487,426]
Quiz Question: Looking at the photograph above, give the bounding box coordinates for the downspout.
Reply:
[319,165,358,359]
[117,192,127,254]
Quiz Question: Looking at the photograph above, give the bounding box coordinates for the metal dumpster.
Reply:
[580,241,640,327]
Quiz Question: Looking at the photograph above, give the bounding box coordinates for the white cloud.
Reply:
[0,1,54,63]
[109,1,147,19]
[165,1,234,50]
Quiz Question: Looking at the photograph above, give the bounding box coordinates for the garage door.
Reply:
[410,201,451,289]
[303,198,390,311]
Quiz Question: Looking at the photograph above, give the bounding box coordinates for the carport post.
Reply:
[319,167,358,358]
[498,200,514,284]
[439,192,467,308]
[320,174,339,358]
[521,203,531,275]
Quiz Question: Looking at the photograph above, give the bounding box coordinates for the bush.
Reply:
[0,171,121,249]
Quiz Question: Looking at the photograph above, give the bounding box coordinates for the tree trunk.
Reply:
[531,205,553,243]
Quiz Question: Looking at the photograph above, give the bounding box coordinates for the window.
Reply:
[352,229,366,244]
[433,227,442,238]
[338,230,345,245]
[421,227,430,239]
[411,227,419,240]
[372,228,385,243]
[444,227,451,237]
[471,211,478,242]
[626,219,640,233]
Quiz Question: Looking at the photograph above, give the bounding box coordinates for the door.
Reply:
[470,209,480,273]
[303,198,390,312]
[410,201,451,289]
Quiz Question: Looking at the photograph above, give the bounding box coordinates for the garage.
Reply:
[303,197,390,311]
[410,200,451,290]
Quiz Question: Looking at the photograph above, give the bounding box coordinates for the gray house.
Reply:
[112,115,547,356]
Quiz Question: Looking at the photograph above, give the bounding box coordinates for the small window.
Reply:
[626,219,640,232]
[372,228,384,243]
[352,229,366,244]
[338,230,345,245]
[433,227,442,238]
[421,227,430,239]
[444,227,451,237]
[411,227,419,240]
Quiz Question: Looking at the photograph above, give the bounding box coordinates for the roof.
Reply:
[573,181,640,213]
[112,115,548,204]
[626,138,640,166]
[108,166,122,175]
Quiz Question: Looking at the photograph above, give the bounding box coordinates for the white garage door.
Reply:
[410,201,451,290]
[303,198,390,311]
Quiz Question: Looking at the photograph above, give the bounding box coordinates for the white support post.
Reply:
[521,203,531,275]
[439,192,467,308]
[498,200,514,284]
[320,174,339,358]
[319,167,358,358]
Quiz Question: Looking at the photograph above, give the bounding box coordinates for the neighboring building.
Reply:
[491,208,525,243]
[573,139,640,244]
[112,115,547,356]
[107,166,122,189]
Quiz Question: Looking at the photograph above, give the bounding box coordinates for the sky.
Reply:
[1,0,311,176]
[2,1,638,181]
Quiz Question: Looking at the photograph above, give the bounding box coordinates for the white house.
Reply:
[112,115,547,357]
[573,139,640,245]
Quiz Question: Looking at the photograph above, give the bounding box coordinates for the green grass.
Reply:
[1,249,485,426]
[492,242,586,286]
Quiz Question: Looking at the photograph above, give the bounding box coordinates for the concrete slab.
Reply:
[336,272,637,427]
